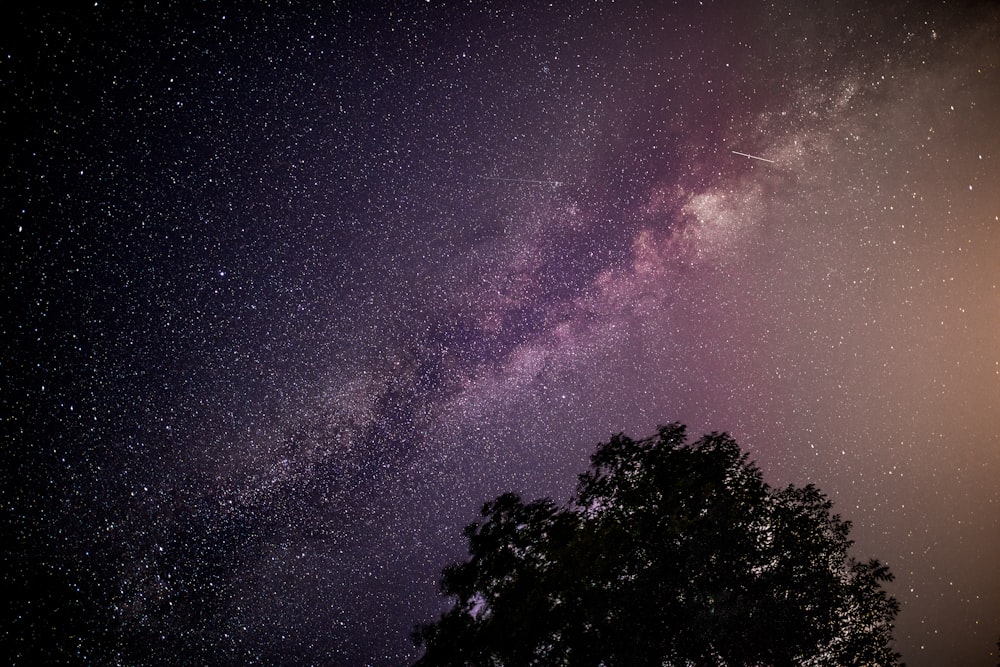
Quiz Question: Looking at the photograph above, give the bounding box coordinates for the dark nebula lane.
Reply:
[4,2,999,665]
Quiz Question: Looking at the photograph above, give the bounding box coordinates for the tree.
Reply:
[413,424,902,666]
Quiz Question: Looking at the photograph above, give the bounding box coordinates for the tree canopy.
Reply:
[413,424,902,666]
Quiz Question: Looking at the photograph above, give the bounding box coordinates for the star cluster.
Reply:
[4,2,999,665]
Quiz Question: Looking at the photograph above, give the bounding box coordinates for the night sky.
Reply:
[4,1,999,665]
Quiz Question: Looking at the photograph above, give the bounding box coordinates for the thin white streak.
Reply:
[731,150,776,164]
[481,176,564,186]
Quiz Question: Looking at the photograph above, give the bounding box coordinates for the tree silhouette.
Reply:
[414,424,902,666]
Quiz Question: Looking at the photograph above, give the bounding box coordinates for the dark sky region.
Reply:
[3,1,998,665]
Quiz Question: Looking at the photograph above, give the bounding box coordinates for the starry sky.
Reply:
[4,1,999,665]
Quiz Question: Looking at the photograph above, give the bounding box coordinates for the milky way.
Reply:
[5,2,999,665]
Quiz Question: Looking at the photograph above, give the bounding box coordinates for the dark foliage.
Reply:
[414,424,902,666]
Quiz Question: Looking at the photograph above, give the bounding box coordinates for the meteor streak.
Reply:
[731,150,776,164]
[481,176,564,186]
